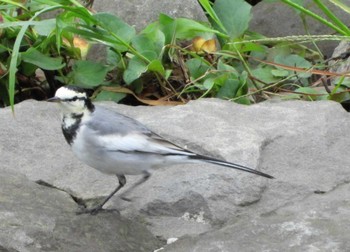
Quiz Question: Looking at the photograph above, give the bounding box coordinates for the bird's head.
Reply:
[48,86,94,114]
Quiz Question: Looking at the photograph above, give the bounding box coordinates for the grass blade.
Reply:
[281,0,350,35]
[8,5,62,112]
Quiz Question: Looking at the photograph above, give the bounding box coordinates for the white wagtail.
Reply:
[48,85,274,214]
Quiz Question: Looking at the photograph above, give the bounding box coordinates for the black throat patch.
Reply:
[62,113,83,145]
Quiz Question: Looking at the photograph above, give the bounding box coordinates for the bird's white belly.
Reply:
[71,127,166,175]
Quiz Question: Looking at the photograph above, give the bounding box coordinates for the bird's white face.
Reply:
[49,86,88,115]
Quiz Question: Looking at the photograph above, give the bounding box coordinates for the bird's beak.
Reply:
[47,96,61,103]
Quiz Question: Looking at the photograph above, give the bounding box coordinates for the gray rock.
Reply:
[164,181,350,251]
[1,99,269,238]
[2,99,350,250]
[86,0,206,62]
[329,40,350,86]
[92,0,207,31]
[161,100,350,250]
[250,1,350,57]
[0,170,161,252]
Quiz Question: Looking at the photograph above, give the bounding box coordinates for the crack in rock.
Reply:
[320,179,350,194]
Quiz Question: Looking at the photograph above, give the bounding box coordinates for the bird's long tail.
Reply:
[189,154,274,179]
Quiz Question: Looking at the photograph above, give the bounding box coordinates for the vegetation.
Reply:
[1,0,350,110]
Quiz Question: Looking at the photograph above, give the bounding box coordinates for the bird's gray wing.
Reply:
[86,106,152,136]
[85,106,194,155]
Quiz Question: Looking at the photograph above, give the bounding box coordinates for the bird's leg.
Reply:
[77,174,126,215]
[120,171,151,201]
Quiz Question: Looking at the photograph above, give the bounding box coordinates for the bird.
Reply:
[48,85,274,215]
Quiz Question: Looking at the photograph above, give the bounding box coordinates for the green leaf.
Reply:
[295,87,328,101]
[274,54,312,78]
[71,60,109,87]
[123,57,148,84]
[203,78,215,90]
[132,35,156,56]
[251,66,279,84]
[94,90,126,102]
[158,13,174,25]
[107,48,122,66]
[198,0,226,33]
[235,96,251,105]
[147,59,165,76]
[21,48,65,70]
[93,12,136,47]
[213,0,251,39]
[240,42,266,53]
[142,51,159,61]
[271,69,289,77]
[185,58,211,80]
[217,78,241,99]
[33,19,56,36]
[158,14,176,44]
[133,25,165,58]
[21,62,38,76]
[57,6,95,27]
[295,87,326,94]
[165,69,172,80]
[63,26,118,46]
[217,59,238,77]
[174,18,224,39]
[235,72,249,98]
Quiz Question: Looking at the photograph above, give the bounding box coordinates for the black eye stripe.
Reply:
[63,97,86,102]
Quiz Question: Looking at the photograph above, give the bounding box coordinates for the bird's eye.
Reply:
[64,96,83,102]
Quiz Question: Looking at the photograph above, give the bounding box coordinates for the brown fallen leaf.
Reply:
[101,86,184,106]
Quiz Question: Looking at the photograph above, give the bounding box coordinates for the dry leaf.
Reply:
[191,37,217,54]
[201,39,217,53]
[102,86,184,106]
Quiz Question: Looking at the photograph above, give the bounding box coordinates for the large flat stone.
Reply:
[2,98,350,249]
[0,171,161,251]
[164,181,350,251]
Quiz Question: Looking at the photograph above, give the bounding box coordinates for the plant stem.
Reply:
[232,43,259,90]
[313,0,350,35]
[280,0,350,35]
[231,74,296,102]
